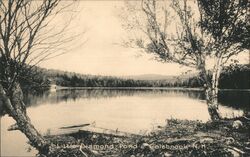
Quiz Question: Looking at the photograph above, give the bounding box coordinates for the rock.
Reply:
[92,134,97,139]
[227,148,241,157]
[141,143,153,152]
[227,146,245,156]
[200,137,213,143]
[232,120,243,129]
[141,143,150,149]
[164,152,172,157]
[91,150,100,156]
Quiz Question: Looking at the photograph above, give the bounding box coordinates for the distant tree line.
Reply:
[38,64,249,89]
[14,64,249,91]
[54,74,153,87]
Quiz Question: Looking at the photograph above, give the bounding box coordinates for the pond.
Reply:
[1,88,249,156]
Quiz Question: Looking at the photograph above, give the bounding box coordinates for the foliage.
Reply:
[198,0,249,49]
[40,64,250,89]
[121,0,249,120]
[219,64,250,89]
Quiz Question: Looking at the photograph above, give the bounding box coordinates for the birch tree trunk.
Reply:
[0,83,52,155]
[199,56,222,121]
[204,58,222,121]
[205,83,221,121]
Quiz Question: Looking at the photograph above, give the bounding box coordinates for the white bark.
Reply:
[205,57,222,121]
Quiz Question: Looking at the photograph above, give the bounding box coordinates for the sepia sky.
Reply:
[40,1,249,76]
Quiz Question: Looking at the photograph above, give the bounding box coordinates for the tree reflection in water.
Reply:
[22,89,249,112]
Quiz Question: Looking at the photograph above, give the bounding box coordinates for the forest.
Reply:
[19,64,250,91]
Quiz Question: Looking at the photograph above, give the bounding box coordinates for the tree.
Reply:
[0,0,84,155]
[121,0,249,121]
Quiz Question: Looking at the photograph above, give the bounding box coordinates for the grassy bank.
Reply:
[42,118,250,157]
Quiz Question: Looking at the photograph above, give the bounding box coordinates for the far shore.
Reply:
[52,86,250,92]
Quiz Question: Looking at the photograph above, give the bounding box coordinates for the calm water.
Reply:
[1,89,249,156]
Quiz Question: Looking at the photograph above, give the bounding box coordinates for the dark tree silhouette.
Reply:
[0,0,85,156]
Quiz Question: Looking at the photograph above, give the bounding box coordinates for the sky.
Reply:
[39,1,249,77]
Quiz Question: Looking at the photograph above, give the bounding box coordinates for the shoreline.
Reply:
[57,86,202,91]
[54,86,250,92]
[46,118,250,157]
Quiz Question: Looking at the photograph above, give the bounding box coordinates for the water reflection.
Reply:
[218,91,250,111]
[1,88,249,156]
[23,89,249,111]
